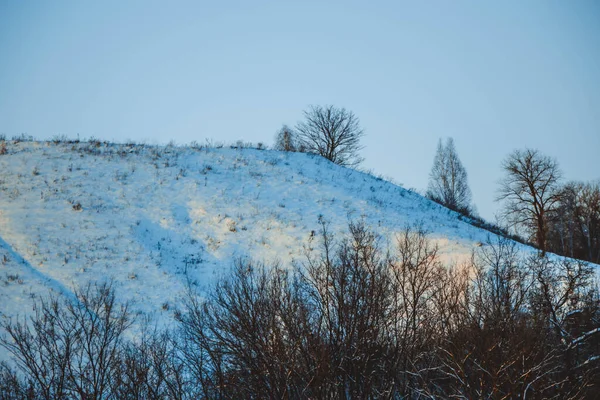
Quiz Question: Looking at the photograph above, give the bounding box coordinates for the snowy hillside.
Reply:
[0,140,510,337]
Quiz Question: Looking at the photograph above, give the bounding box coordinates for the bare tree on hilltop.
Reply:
[295,105,364,167]
[496,148,562,255]
[273,124,297,152]
[427,138,473,214]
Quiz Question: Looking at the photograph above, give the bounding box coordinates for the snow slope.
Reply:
[0,140,515,346]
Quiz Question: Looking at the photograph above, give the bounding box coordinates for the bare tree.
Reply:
[497,148,562,255]
[114,327,186,400]
[574,181,600,263]
[568,181,600,263]
[302,219,392,398]
[385,225,446,396]
[295,105,364,167]
[273,125,297,152]
[549,182,580,258]
[0,282,132,400]
[0,294,78,400]
[426,138,472,214]
[547,180,600,264]
[0,361,31,399]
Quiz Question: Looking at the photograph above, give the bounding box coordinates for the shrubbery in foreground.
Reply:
[1,221,599,399]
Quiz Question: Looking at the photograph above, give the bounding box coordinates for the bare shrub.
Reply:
[435,237,600,398]
[179,220,450,398]
[0,362,30,400]
[112,328,186,400]
[295,105,364,167]
[1,223,597,398]
[0,282,132,400]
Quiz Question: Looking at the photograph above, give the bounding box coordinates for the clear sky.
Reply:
[1,0,599,220]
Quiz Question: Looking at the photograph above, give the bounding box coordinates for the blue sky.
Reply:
[1,0,599,220]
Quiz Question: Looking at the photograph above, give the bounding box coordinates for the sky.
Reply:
[1,0,599,220]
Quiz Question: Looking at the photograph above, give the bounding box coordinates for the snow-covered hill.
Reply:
[0,140,512,339]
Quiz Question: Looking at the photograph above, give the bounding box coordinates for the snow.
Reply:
[0,140,532,360]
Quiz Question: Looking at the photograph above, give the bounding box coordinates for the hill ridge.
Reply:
[0,140,515,337]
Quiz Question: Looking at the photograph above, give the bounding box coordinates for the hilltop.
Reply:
[0,139,517,331]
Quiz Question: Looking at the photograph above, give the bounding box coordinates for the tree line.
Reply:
[275,105,599,264]
[427,141,599,264]
[1,220,599,399]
